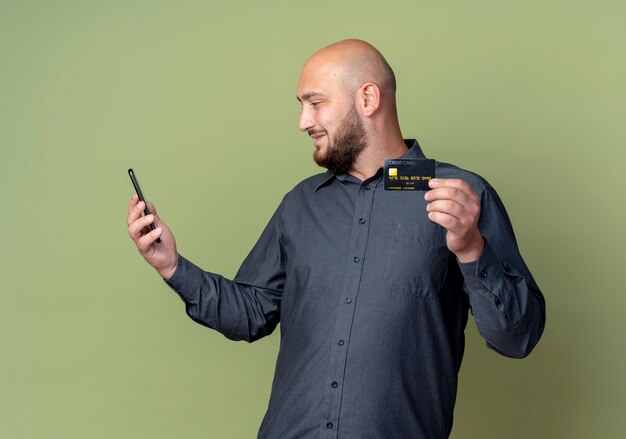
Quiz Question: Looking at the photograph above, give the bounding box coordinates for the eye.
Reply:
[310,101,321,108]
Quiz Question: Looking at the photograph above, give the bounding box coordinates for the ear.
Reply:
[357,82,381,117]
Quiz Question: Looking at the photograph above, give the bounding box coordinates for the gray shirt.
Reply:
[165,139,546,438]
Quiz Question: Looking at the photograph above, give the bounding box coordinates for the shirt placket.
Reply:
[320,179,378,438]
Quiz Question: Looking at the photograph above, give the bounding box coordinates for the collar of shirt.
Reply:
[314,138,426,192]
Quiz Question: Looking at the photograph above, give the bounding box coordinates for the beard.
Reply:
[312,106,367,174]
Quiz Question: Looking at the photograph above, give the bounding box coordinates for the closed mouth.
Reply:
[309,131,326,147]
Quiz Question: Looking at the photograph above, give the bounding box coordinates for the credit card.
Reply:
[383,158,435,191]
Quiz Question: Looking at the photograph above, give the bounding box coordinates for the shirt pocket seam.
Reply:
[385,222,449,299]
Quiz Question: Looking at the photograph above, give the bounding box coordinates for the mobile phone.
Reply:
[128,168,161,243]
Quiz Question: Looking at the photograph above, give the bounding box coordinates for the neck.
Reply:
[349,134,408,181]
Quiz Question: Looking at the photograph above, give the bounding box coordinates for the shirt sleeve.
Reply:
[457,182,546,358]
[164,204,286,343]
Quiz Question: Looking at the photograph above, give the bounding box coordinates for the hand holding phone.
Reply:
[128,168,161,243]
[126,168,178,280]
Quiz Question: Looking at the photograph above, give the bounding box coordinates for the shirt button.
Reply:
[480,270,488,278]
[338,340,344,346]
[345,297,352,304]
[353,256,360,263]
[326,422,334,429]
[358,218,366,224]
[331,381,338,388]
[364,184,371,191]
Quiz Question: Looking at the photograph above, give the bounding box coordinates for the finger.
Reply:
[128,214,155,241]
[126,197,146,226]
[427,211,464,234]
[147,203,167,230]
[426,187,481,225]
[425,186,474,209]
[127,193,139,219]
[128,193,138,209]
[427,179,479,203]
[128,213,153,241]
[426,199,465,221]
[429,178,471,190]
[136,226,163,251]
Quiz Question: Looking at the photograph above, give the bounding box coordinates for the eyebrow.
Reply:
[297,92,325,103]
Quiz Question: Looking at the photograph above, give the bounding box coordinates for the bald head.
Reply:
[302,39,397,101]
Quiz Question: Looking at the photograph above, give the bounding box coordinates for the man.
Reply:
[127,39,545,438]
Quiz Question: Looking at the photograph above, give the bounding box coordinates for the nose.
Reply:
[298,107,315,132]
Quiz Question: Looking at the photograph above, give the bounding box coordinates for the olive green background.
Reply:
[1,1,625,438]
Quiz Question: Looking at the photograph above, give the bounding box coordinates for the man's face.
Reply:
[297,61,367,174]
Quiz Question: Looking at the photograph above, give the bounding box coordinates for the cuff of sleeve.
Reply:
[164,254,203,300]
[457,240,500,291]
